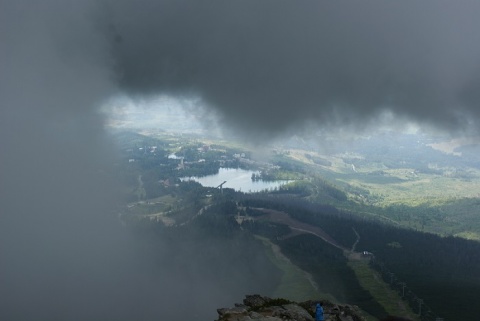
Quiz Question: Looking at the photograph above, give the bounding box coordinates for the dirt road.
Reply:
[254,208,350,252]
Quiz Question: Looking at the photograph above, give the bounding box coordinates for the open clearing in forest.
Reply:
[255,236,330,302]
[257,207,419,320]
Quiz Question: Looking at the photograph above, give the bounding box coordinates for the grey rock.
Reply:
[216,295,366,321]
[243,294,271,308]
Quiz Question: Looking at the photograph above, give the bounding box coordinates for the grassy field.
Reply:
[258,234,414,321]
[347,257,419,321]
[288,149,480,201]
[286,149,480,238]
[255,236,333,302]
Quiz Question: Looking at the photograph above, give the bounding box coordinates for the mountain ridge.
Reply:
[214,294,412,321]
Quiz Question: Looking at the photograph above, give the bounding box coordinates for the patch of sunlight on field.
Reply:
[454,231,480,241]
[346,172,480,207]
[288,150,347,173]
[321,156,480,204]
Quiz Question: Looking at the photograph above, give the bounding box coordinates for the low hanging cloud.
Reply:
[0,3,279,320]
[100,0,480,137]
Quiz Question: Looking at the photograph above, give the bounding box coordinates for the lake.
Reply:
[182,168,291,193]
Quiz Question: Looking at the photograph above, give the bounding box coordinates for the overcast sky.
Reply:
[4,1,480,138]
[1,1,480,320]
[101,0,480,138]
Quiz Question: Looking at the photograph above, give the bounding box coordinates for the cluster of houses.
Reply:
[127,142,280,174]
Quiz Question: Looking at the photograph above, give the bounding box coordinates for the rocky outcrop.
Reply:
[215,294,367,321]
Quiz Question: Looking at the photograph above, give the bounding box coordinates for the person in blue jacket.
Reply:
[315,302,324,321]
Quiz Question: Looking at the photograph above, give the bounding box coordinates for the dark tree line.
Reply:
[279,234,388,319]
[238,192,480,321]
[271,200,480,321]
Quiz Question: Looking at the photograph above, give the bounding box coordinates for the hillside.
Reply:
[114,130,479,321]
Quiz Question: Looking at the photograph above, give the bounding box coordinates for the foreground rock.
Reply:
[215,294,366,321]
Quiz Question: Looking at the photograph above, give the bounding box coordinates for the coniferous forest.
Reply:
[116,131,480,321]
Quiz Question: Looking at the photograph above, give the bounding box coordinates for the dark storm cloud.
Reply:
[101,0,480,136]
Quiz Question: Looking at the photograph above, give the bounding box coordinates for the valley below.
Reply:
[113,129,480,321]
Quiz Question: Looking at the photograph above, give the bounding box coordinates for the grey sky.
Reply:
[102,0,480,137]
